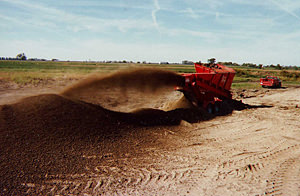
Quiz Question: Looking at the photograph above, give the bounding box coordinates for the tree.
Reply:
[276,64,282,70]
[16,53,27,60]
[182,60,193,65]
[208,58,216,64]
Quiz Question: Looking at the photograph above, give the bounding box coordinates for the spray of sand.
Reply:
[61,68,186,111]
[62,68,184,96]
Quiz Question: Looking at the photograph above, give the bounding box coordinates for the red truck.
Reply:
[176,62,235,113]
[260,76,281,88]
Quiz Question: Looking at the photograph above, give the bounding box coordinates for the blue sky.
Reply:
[1,0,300,65]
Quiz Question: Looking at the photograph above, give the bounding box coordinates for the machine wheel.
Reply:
[207,103,214,114]
[214,102,220,113]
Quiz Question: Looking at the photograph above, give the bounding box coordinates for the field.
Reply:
[1,60,300,195]
[1,60,300,88]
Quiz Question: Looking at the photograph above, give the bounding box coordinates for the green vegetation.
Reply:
[231,82,260,89]
[232,67,300,89]
[221,61,299,71]
[0,60,299,88]
[0,61,101,72]
[234,68,300,81]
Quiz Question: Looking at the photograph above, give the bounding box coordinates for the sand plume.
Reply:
[60,68,185,112]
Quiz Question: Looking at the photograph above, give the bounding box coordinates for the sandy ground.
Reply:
[0,70,300,196]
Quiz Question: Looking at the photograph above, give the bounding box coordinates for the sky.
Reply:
[1,0,300,65]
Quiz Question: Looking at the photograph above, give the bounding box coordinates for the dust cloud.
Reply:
[60,68,186,112]
[62,68,185,97]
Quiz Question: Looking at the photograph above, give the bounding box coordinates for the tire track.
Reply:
[216,144,300,181]
[264,153,300,195]
[21,165,197,195]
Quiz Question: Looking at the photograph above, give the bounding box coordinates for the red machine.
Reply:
[260,76,281,88]
[176,62,235,113]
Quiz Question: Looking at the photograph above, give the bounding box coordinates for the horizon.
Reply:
[2,55,298,67]
[1,0,300,66]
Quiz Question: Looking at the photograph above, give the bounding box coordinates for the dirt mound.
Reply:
[0,68,259,195]
[0,94,115,133]
[0,94,146,194]
[0,92,208,195]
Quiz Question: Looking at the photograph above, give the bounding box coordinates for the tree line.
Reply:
[1,55,299,71]
[194,58,299,71]
[1,53,27,61]
[219,61,299,70]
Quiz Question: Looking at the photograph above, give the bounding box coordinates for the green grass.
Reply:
[0,61,100,73]
[231,82,261,89]
[1,60,299,88]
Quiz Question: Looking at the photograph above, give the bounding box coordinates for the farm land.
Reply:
[1,60,300,87]
[0,60,300,195]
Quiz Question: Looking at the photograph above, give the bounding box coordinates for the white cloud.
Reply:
[152,0,161,33]
[183,8,199,19]
[227,0,269,7]
[184,0,223,9]
[0,14,24,25]
[1,32,300,65]
[1,0,300,65]
[215,12,220,20]
[1,0,154,33]
[269,0,300,21]
[162,28,215,39]
[269,0,300,12]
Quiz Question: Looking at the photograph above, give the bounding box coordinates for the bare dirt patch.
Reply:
[1,69,300,195]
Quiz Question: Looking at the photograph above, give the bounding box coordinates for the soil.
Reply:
[0,69,300,195]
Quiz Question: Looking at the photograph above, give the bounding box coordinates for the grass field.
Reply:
[0,60,299,88]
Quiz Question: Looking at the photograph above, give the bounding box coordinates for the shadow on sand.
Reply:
[123,99,273,126]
